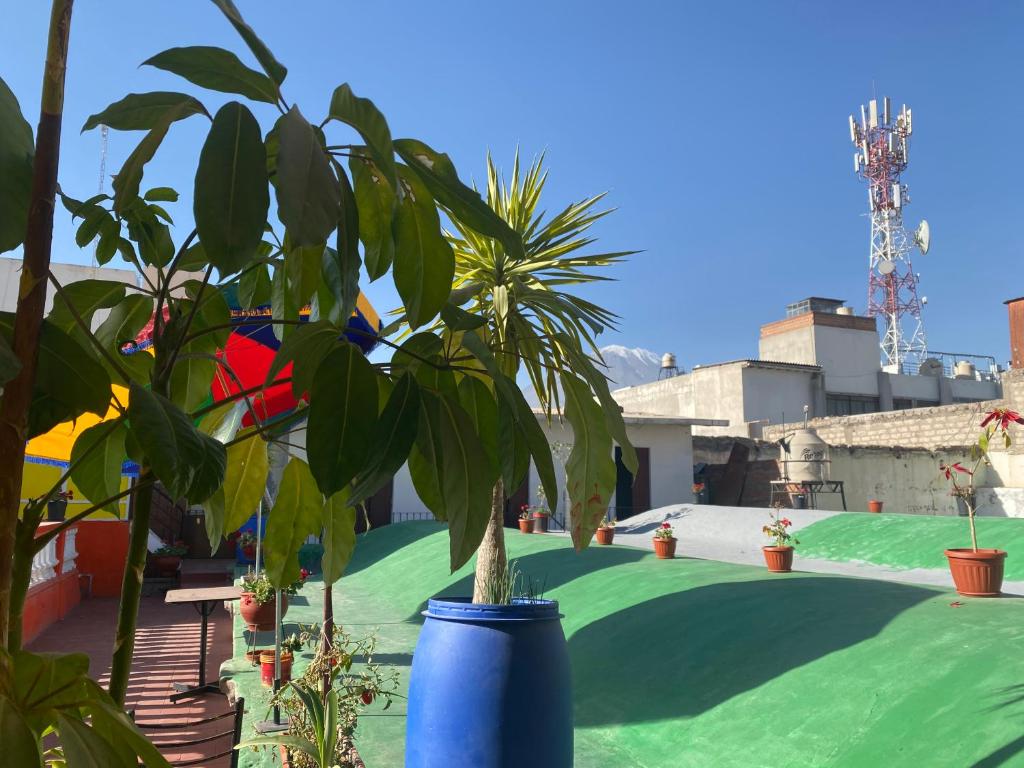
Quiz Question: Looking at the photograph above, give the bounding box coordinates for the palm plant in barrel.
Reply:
[940,407,1022,596]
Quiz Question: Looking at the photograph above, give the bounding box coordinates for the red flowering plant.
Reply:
[763,504,799,548]
[940,407,1024,552]
[654,521,675,540]
[692,482,705,495]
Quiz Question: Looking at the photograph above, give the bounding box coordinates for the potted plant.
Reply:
[692,482,706,504]
[528,504,551,533]
[653,521,677,559]
[518,509,535,534]
[595,518,615,545]
[240,569,310,632]
[939,407,1022,597]
[867,499,884,513]
[260,632,307,687]
[237,530,258,563]
[762,505,798,573]
[152,541,188,578]
[45,489,74,522]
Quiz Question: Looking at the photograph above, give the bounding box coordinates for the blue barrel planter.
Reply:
[405,597,572,767]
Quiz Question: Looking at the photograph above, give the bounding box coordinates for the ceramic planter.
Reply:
[532,513,549,533]
[762,545,794,573]
[153,554,181,578]
[240,591,289,631]
[595,527,615,545]
[260,650,293,687]
[518,518,535,534]
[867,499,883,513]
[653,536,677,559]
[945,548,1007,597]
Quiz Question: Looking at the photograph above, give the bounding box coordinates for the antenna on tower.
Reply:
[848,93,930,373]
[92,125,109,268]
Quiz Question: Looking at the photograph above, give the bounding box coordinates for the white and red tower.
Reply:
[849,97,930,373]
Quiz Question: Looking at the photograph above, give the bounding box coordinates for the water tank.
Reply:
[919,357,944,377]
[954,360,977,380]
[786,428,828,483]
[836,306,854,316]
[661,353,677,370]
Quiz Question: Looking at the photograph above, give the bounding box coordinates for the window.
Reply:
[826,394,879,417]
[893,398,939,411]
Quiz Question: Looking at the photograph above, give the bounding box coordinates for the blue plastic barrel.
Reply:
[405,597,573,767]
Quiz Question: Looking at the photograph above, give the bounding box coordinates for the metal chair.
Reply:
[132,697,245,768]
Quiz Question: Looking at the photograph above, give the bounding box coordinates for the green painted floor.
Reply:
[228,521,1024,768]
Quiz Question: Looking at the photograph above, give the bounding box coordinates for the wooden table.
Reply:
[164,586,241,703]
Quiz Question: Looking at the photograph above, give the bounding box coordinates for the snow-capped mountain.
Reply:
[522,345,663,404]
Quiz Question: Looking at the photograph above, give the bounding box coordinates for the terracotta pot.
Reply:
[153,554,181,578]
[653,536,677,559]
[762,545,794,573]
[245,649,269,665]
[518,518,535,534]
[279,745,292,768]
[532,513,549,533]
[945,548,1007,597]
[240,591,289,631]
[595,527,615,545]
[867,499,883,514]
[260,650,293,686]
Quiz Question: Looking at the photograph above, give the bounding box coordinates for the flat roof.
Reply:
[691,358,822,372]
[532,408,728,428]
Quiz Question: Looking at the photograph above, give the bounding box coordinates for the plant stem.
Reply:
[108,470,154,706]
[0,0,73,649]
[969,503,979,552]
[7,506,44,651]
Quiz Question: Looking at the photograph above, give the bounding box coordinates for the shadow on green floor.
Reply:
[569,575,935,726]
[345,521,446,577]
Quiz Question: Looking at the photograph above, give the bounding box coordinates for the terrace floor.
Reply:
[28,595,236,767]
[225,520,1024,768]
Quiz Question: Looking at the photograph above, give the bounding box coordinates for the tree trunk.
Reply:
[108,472,153,706]
[472,478,506,603]
[0,0,73,649]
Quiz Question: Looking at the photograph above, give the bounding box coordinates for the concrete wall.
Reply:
[613,364,744,437]
[0,258,138,319]
[741,366,820,433]
[814,325,881,396]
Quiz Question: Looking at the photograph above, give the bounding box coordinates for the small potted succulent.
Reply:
[153,541,188,578]
[595,518,616,545]
[940,407,1022,597]
[46,488,74,522]
[518,509,535,534]
[653,521,677,559]
[240,568,310,632]
[762,505,798,573]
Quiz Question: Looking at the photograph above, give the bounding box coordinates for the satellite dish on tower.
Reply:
[914,219,930,254]
[877,259,896,276]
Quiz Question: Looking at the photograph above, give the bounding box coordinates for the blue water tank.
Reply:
[405,597,573,767]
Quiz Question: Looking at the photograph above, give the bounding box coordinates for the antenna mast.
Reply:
[92,125,109,268]
[848,97,930,373]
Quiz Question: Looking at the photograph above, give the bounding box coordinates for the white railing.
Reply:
[30,537,58,587]
[61,526,78,575]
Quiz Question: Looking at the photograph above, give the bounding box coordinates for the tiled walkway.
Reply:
[29,596,235,767]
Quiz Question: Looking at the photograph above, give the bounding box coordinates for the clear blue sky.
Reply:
[3,1,1022,368]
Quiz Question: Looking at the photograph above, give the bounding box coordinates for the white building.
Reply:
[613,297,1001,438]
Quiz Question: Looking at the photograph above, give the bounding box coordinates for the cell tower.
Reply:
[848,96,931,373]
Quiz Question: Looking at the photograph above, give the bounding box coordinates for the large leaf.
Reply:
[349,156,395,280]
[275,107,339,246]
[144,46,279,103]
[113,103,189,215]
[407,394,445,522]
[264,319,339,397]
[348,372,420,505]
[46,280,125,334]
[94,294,154,384]
[329,166,360,322]
[328,84,396,186]
[435,393,496,571]
[238,263,272,309]
[393,165,453,329]
[306,343,378,495]
[56,713,130,768]
[82,91,207,132]
[264,458,322,589]
[0,697,41,768]
[561,372,616,550]
[210,0,288,85]
[69,420,127,514]
[0,335,20,387]
[222,427,269,533]
[284,241,323,307]
[0,314,112,439]
[127,383,225,501]
[458,375,498,476]
[497,395,530,493]
[203,487,226,547]
[194,101,269,275]
[394,138,524,260]
[321,491,356,585]
[0,76,33,253]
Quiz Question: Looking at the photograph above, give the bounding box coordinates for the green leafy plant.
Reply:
[940,407,1023,551]
[598,517,616,530]
[240,569,308,604]
[418,149,638,601]
[762,505,798,548]
[153,540,188,557]
[654,521,675,540]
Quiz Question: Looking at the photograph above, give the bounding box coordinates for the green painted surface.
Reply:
[229,521,1024,767]
[797,512,1024,579]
